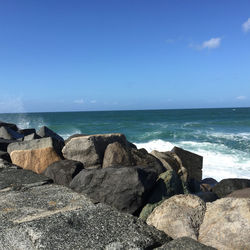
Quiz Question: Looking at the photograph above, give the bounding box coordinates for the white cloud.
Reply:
[74,98,84,104]
[201,37,221,49]
[90,100,97,104]
[242,18,250,33]
[236,96,247,100]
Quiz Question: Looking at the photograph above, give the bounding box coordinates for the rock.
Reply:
[65,133,87,144]
[139,170,184,221]
[62,133,128,169]
[0,138,16,151]
[23,133,41,141]
[18,128,36,136]
[0,184,170,249]
[102,142,132,168]
[200,178,218,192]
[0,159,20,169]
[199,197,250,249]
[156,237,216,250]
[195,192,218,203]
[37,126,64,143]
[0,167,52,191]
[171,147,202,182]
[147,194,206,240]
[131,148,165,175]
[0,121,18,131]
[212,178,250,198]
[0,150,11,162]
[226,187,250,198]
[43,160,84,186]
[70,166,158,214]
[0,126,24,140]
[8,137,64,174]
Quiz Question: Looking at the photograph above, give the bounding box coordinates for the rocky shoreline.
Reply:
[0,120,250,249]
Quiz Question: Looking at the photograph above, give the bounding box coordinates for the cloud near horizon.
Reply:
[236,96,247,100]
[242,18,250,33]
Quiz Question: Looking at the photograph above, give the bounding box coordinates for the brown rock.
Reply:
[226,187,250,198]
[199,198,250,249]
[102,142,132,168]
[147,194,206,240]
[10,147,62,174]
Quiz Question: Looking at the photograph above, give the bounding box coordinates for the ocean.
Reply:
[1,108,250,181]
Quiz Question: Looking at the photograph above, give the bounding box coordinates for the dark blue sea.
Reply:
[1,107,250,180]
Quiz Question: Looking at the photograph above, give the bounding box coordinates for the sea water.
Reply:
[1,108,250,181]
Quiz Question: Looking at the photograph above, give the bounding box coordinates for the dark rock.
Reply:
[37,126,64,143]
[70,166,158,214]
[23,133,41,141]
[0,167,52,191]
[43,160,84,186]
[18,128,36,136]
[102,142,132,168]
[171,147,203,182]
[195,192,219,203]
[212,178,250,198]
[65,134,87,144]
[0,126,24,140]
[0,121,18,131]
[0,151,11,162]
[226,187,250,198]
[0,159,20,169]
[0,184,170,249]
[0,139,16,151]
[156,237,216,249]
[200,178,218,192]
[62,133,128,169]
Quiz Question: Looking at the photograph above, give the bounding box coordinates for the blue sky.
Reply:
[0,0,250,113]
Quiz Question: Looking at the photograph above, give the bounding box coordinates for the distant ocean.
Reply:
[1,108,250,181]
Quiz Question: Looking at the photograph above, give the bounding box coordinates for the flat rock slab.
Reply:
[0,184,170,250]
[0,168,51,191]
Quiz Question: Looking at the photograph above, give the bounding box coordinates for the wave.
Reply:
[134,139,250,181]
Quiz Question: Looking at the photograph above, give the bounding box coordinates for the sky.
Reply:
[0,0,250,113]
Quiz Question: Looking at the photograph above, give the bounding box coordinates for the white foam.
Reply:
[60,129,82,139]
[134,139,250,181]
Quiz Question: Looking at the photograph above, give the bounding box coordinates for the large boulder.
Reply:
[139,170,184,221]
[102,142,132,168]
[199,197,250,249]
[7,137,63,174]
[212,178,250,198]
[43,160,84,186]
[18,128,36,136]
[226,187,250,198]
[0,184,170,249]
[0,121,18,131]
[23,133,41,141]
[195,192,218,203]
[65,133,87,144]
[62,134,128,169]
[156,237,216,250]
[37,126,64,143]
[70,166,158,214]
[171,147,202,182]
[147,194,206,240]
[0,126,24,140]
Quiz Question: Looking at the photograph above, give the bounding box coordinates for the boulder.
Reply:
[131,148,165,175]
[147,194,206,240]
[102,142,132,168]
[62,133,128,169]
[18,128,36,136]
[0,126,24,140]
[0,184,170,249]
[70,166,158,214]
[0,150,11,162]
[23,133,41,141]
[139,170,184,221]
[37,126,64,143]
[199,198,250,249]
[65,133,87,144]
[212,178,250,198]
[195,192,218,203]
[0,159,20,169]
[8,137,63,174]
[0,138,16,151]
[200,178,218,192]
[43,160,84,186]
[0,121,18,131]
[0,167,51,191]
[171,147,202,182]
[226,187,250,198]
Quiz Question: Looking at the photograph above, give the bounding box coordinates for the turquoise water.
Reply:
[1,108,250,180]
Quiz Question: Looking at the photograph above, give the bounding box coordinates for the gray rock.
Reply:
[70,166,158,214]
[0,121,18,131]
[43,160,84,186]
[212,178,250,198]
[0,167,51,191]
[0,184,170,250]
[0,159,19,169]
[171,147,202,182]
[226,187,250,198]
[62,133,128,169]
[37,126,64,143]
[65,133,87,144]
[23,132,41,141]
[156,237,216,249]
[0,150,11,162]
[0,126,24,140]
[18,128,36,136]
